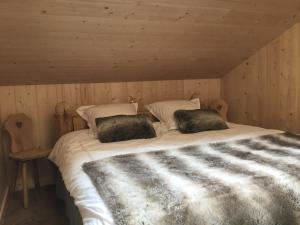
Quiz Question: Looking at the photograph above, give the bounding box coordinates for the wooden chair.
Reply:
[4,113,51,208]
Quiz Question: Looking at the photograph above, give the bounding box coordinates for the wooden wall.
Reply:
[222,23,300,133]
[0,79,220,188]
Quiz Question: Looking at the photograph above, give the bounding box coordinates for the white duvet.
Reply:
[49,123,281,225]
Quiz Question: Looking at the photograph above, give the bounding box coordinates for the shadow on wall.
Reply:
[0,128,8,205]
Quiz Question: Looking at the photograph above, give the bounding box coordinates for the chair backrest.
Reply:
[4,113,34,153]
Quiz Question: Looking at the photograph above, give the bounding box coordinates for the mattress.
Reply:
[49,123,281,225]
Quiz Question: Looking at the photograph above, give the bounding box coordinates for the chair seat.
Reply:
[9,148,52,162]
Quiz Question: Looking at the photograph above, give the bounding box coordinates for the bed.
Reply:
[49,101,300,225]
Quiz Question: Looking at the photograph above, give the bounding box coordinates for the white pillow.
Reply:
[76,103,138,132]
[152,122,169,137]
[76,105,96,121]
[146,99,200,130]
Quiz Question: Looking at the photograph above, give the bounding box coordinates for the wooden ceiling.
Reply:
[0,0,300,85]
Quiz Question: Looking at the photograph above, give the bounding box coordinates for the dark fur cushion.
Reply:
[174,109,229,134]
[95,114,156,143]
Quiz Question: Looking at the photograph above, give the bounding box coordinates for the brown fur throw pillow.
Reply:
[174,109,228,134]
[95,114,156,143]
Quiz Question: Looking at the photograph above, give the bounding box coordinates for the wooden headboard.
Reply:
[54,99,228,139]
[54,101,87,139]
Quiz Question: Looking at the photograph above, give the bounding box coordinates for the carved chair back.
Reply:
[4,113,34,153]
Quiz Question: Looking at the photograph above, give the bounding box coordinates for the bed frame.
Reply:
[54,98,228,139]
[53,97,228,225]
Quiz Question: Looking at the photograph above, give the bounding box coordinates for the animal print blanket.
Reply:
[83,132,300,225]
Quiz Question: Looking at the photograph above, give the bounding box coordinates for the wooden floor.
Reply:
[2,185,69,225]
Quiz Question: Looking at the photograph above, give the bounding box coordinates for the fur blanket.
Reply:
[83,132,300,225]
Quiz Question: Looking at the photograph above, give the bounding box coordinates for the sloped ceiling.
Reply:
[0,0,300,85]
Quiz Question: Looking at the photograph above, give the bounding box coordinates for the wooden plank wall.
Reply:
[222,23,300,133]
[0,79,220,188]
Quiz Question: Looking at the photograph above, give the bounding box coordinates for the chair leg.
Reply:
[33,160,40,189]
[22,162,28,208]
[11,162,20,193]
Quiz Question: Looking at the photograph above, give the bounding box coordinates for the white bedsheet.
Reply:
[49,123,281,225]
